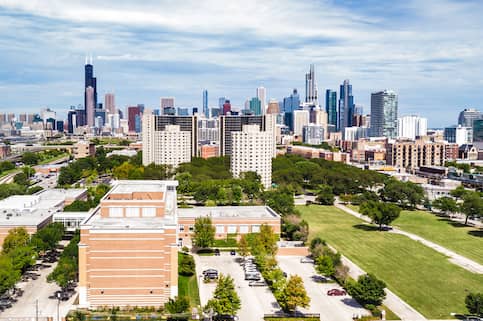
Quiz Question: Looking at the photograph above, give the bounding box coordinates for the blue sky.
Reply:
[0,0,482,127]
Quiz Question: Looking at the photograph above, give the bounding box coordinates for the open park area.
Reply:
[299,205,483,319]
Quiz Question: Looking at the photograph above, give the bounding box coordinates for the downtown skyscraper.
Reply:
[202,89,209,118]
[370,90,398,138]
[325,89,337,127]
[305,64,318,104]
[338,79,354,136]
[84,56,97,127]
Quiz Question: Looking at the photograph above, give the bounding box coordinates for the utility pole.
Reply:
[36,299,39,321]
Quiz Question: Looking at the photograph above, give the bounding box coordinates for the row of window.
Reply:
[179,224,261,234]
[109,207,157,218]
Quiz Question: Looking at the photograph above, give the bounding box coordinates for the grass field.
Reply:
[178,252,201,307]
[394,210,483,265]
[299,205,483,319]
[346,205,483,265]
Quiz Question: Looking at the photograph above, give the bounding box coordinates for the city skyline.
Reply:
[1,1,483,127]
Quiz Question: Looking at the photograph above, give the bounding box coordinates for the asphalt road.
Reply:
[0,261,77,320]
[194,252,280,321]
[277,255,368,321]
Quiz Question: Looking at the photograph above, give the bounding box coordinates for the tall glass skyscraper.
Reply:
[202,89,209,118]
[84,56,97,127]
[325,89,337,127]
[282,89,300,131]
[249,97,262,115]
[338,79,354,134]
[370,90,398,138]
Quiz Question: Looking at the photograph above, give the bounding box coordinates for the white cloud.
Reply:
[0,0,482,126]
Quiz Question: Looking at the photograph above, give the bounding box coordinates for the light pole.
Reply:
[56,292,61,321]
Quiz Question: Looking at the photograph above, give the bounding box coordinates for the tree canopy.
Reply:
[205,274,241,316]
[360,201,401,230]
[193,217,215,249]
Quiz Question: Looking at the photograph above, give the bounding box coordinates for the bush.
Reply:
[346,274,386,306]
[179,253,195,276]
[165,296,190,314]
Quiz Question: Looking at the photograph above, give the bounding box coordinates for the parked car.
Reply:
[327,289,347,296]
[203,269,218,275]
[248,280,267,287]
[300,257,315,263]
[230,250,236,256]
[245,272,261,281]
[214,249,220,256]
[0,300,12,309]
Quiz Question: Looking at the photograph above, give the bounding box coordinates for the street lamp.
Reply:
[56,291,61,321]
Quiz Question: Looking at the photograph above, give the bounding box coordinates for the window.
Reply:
[216,225,224,234]
[109,207,123,217]
[252,225,261,233]
[125,207,140,217]
[227,225,237,234]
[179,225,185,231]
[188,225,194,232]
[142,207,156,217]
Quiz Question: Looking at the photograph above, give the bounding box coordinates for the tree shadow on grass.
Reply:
[438,218,469,228]
[468,230,483,238]
[352,224,380,232]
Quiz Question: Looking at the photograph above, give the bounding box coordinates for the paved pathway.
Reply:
[337,250,428,321]
[335,202,483,274]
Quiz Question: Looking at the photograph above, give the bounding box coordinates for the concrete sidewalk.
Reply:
[335,202,483,274]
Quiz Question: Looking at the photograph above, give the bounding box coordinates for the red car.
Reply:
[327,289,347,296]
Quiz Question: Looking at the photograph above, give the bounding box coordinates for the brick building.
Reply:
[79,180,179,308]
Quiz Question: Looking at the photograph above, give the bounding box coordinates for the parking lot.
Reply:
[194,253,280,321]
[0,247,77,319]
[277,256,368,321]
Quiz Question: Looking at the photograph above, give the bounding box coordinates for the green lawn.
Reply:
[39,152,69,165]
[178,252,201,307]
[299,205,483,319]
[346,204,483,265]
[394,210,483,265]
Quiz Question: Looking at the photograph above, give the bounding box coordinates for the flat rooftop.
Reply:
[83,207,176,229]
[109,180,176,193]
[40,188,87,200]
[178,206,280,219]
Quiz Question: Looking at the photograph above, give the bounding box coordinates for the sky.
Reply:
[0,0,482,128]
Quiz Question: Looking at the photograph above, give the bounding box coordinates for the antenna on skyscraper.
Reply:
[85,55,88,65]
[90,54,93,65]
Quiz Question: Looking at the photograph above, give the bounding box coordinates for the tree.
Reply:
[193,217,215,248]
[14,172,30,186]
[282,215,308,242]
[432,197,458,216]
[2,227,30,255]
[316,184,334,205]
[21,152,40,165]
[176,172,193,194]
[179,253,195,276]
[360,201,401,230]
[7,245,36,273]
[250,224,278,257]
[262,188,295,216]
[465,292,482,316]
[165,296,190,314]
[380,179,424,209]
[450,185,468,199]
[347,273,386,306]
[0,256,20,294]
[279,275,310,313]
[460,191,483,225]
[240,171,262,200]
[316,255,335,277]
[205,274,241,316]
[237,235,250,258]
